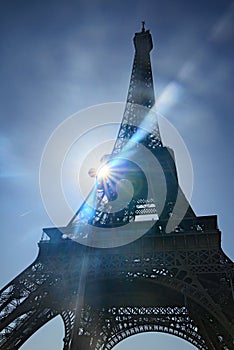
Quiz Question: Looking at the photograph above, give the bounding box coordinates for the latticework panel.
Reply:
[72,305,233,350]
[99,306,208,350]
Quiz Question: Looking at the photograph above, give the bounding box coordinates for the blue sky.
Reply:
[0,0,233,349]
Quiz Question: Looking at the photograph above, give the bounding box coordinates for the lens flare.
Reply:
[97,164,110,179]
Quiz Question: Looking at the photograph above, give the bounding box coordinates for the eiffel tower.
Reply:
[0,23,234,350]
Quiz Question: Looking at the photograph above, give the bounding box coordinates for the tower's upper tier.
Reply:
[134,28,153,53]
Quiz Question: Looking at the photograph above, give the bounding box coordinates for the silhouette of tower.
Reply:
[0,24,233,350]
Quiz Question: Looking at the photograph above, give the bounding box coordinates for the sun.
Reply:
[97,164,110,179]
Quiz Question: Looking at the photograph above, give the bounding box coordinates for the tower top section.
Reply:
[134,21,153,53]
[111,22,159,155]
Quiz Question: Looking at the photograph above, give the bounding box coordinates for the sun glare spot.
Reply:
[97,164,110,179]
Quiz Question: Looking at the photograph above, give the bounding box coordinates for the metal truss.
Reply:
[75,306,209,350]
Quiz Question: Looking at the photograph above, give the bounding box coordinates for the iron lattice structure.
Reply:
[0,25,234,350]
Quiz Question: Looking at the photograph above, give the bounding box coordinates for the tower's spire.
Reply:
[112,24,162,154]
